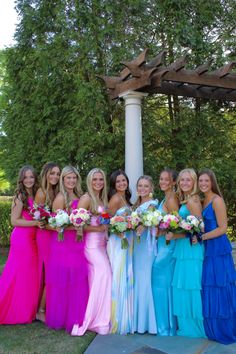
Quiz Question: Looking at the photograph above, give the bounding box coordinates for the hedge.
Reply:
[0,198,12,247]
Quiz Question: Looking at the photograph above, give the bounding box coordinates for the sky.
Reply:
[0,0,18,49]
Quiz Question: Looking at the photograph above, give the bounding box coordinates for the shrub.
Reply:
[0,197,12,247]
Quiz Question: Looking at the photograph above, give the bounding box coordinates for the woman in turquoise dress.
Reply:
[169,168,206,337]
[152,169,179,336]
[133,175,157,334]
[107,170,134,334]
[198,169,236,344]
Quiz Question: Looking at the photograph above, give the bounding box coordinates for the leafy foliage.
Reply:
[0,0,235,233]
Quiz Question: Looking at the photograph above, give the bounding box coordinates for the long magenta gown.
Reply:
[71,206,112,336]
[46,200,89,333]
[36,225,52,303]
[0,198,39,324]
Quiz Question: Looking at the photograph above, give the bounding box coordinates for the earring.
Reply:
[149,192,153,198]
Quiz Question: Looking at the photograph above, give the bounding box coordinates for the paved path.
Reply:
[85,333,236,354]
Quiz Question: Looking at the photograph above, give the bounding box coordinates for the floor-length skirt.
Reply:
[0,226,39,324]
[46,230,88,333]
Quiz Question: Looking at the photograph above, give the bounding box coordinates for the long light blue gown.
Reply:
[152,199,177,336]
[133,199,158,334]
[172,204,206,337]
[107,206,134,334]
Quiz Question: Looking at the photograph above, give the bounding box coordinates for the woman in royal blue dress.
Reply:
[198,168,236,344]
[133,175,157,334]
[169,168,206,337]
[107,170,134,334]
[152,168,179,336]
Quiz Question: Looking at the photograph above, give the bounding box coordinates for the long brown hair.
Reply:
[14,165,38,209]
[198,168,222,197]
[40,162,60,208]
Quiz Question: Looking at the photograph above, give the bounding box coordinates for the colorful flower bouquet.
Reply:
[98,212,111,225]
[110,215,130,249]
[30,203,51,222]
[69,208,91,241]
[180,215,204,245]
[159,212,182,245]
[48,209,71,241]
[127,211,142,242]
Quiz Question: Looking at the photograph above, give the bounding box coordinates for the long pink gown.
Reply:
[46,200,89,333]
[0,198,39,324]
[36,225,51,303]
[71,206,112,336]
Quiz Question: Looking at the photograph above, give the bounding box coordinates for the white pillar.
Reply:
[119,90,148,202]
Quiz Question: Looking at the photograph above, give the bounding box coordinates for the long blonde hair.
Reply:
[40,162,60,208]
[60,166,82,210]
[86,168,108,214]
[133,175,154,209]
[176,168,198,204]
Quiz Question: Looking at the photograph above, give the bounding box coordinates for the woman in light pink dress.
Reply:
[46,166,89,333]
[0,165,43,324]
[35,162,60,322]
[71,168,112,336]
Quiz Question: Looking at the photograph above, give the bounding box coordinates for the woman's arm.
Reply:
[79,194,106,233]
[35,188,46,205]
[107,194,121,216]
[11,198,39,227]
[202,197,227,240]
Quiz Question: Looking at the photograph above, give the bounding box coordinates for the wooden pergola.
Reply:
[102,49,236,102]
[101,49,236,197]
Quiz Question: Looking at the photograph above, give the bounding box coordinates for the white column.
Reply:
[119,90,148,202]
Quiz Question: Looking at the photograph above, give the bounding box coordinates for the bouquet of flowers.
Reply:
[29,203,51,222]
[140,208,163,228]
[159,212,182,245]
[180,215,204,245]
[109,215,129,249]
[69,208,91,241]
[126,211,141,243]
[48,209,71,241]
[98,212,111,225]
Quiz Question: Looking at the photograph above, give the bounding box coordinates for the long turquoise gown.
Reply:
[133,199,158,334]
[202,201,236,344]
[172,203,206,337]
[107,206,134,334]
[152,199,177,336]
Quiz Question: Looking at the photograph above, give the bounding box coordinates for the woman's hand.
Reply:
[165,232,174,241]
[136,225,144,236]
[37,220,46,229]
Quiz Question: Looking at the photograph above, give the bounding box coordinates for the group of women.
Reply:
[0,163,235,345]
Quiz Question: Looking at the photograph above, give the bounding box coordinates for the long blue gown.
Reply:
[152,199,177,336]
[202,201,236,344]
[133,199,158,334]
[172,204,206,337]
[107,207,134,334]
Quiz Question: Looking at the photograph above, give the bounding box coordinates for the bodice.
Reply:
[22,198,34,221]
[136,199,158,214]
[179,203,190,219]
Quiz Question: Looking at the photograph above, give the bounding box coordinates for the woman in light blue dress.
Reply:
[133,175,158,334]
[107,170,134,334]
[170,168,206,338]
[152,168,179,336]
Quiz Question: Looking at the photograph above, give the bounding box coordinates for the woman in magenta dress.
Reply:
[46,166,89,333]
[71,168,112,336]
[198,169,236,344]
[35,162,60,322]
[0,165,42,324]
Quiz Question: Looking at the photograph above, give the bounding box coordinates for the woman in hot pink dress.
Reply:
[46,166,89,333]
[35,162,60,322]
[71,168,112,336]
[0,165,42,324]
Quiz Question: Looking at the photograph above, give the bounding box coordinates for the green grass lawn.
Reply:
[0,252,96,354]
